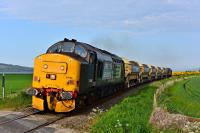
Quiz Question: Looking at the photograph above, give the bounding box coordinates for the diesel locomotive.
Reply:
[28,38,172,112]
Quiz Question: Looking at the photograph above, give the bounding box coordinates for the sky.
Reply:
[0,0,200,71]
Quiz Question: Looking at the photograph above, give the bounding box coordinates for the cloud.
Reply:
[0,0,200,32]
[164,0,193,5]
[0,0,199,28]
[122,12,198,31]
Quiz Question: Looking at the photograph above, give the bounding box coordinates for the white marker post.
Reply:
[2,73,5,99]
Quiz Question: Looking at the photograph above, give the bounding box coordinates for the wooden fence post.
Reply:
[2,73,5,99]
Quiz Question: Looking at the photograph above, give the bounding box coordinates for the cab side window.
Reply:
[89,53,96,64]
[97,61,103,78]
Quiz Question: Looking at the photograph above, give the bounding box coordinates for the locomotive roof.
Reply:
[80,42,122,60]
[74,40,123,62]
[48,39,112,62]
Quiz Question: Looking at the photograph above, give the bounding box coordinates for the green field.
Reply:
[0,74,32,109]
[159,76,200,118]
[91,79,170,133]
[0,74,32,96]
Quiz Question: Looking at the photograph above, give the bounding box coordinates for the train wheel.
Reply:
[43,97,49,112]
[76,98,86,109]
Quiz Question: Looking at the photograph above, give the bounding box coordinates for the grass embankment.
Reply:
[159,76,200,118]
[0,74,32,110]
[91,79,171,133]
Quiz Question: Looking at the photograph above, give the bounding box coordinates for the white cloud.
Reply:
[122,11,200,32]
[164,0,192,5]
[0,0,200,32]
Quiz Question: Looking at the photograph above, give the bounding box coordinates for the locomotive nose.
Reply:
[33,53,80,91]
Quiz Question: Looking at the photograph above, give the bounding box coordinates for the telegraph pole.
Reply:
[2,73,5,99]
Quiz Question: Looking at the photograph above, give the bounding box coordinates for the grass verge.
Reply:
[0,92,32,110]
[159,76,200,118]
[91,79,171,133]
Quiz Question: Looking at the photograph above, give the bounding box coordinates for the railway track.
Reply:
[23,86,142,132]
[24,114,69,133]
[0,82,152,133]
[0,109,73,133]
[0,109,41,126]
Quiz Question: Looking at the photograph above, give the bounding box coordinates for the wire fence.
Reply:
[0,73,33,99]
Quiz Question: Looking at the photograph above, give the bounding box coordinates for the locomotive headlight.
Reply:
[60,92,73,100]
[27,88,39,96]
[43,64,48,69]
[60,66,65,71]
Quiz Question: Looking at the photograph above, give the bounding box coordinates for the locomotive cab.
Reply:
[29,39,98,112]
